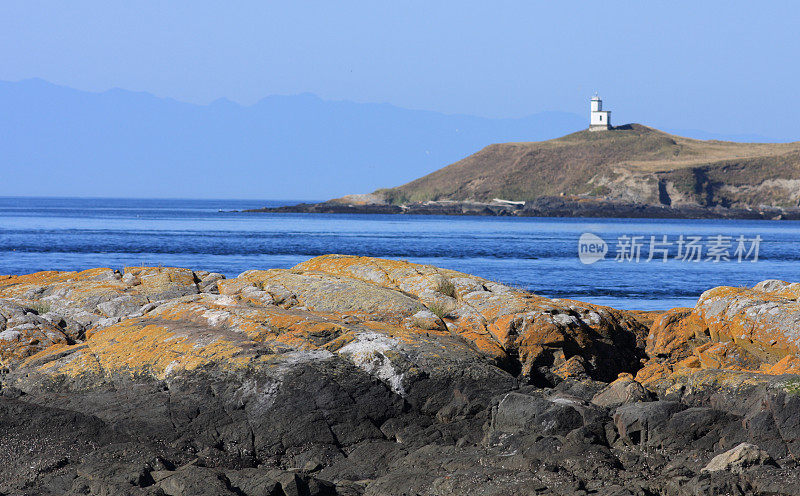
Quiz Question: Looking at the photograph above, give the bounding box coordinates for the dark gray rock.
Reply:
[613,400,686,446]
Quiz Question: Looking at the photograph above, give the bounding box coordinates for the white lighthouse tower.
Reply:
[589,94,611,131]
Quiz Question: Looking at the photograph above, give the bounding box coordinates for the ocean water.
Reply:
[2,197,800,311]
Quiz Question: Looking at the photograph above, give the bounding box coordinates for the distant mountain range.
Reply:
[0,79,588,200]
[0,79,785,200]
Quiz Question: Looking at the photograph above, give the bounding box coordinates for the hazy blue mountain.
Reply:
[0,79,587,200]
[1,79,784,200]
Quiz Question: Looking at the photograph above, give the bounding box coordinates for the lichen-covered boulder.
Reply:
[292,255,650,383]
[637,280,800,389]
[4,258,799,494]
[0,298,73,369]
[0,266,203,332]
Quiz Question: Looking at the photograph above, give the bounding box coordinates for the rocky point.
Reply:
[1,255,799,495]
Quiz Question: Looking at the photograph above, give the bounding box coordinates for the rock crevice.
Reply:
[1,256,799,494]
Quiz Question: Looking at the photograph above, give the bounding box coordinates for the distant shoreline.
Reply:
[243,196,800,220]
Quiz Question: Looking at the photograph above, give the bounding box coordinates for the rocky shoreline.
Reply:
[244,196,800,220]
[2,256,800,494]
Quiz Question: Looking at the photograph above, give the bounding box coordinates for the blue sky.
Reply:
[1,1,799,139]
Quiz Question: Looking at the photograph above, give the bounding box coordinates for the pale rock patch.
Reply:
[702,443,775,474]
[338,332,406,396]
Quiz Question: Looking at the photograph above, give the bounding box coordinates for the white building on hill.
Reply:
[589,94,611,131]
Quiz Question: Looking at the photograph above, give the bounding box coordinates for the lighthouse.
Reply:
[589,94,611,131]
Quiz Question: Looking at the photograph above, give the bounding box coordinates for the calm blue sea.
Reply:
[2,197,799,311]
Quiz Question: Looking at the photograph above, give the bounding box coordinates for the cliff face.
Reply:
[2,256,800,494]
[379,124,800,209]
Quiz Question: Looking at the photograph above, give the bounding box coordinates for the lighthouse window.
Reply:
[599,115,603,121]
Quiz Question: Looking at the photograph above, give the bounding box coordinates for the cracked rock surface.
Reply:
[1,255,799,494]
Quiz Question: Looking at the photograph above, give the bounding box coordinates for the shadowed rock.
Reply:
[1,257,799,494]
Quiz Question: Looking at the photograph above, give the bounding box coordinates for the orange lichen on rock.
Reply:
[7,258,800,394]
[224,255,645,380]
[0,265,205,336]
[0,268,119,294]
[645,308,704,359]
[220,267,422,322]
[0,256,654,388]
[763,354,800,375]
[289,255,648,381]
[0,299,73,368]
[637,279,800,389]
[24,317,258,381]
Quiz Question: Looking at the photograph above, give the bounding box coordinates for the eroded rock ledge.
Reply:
[1,255,800,495]
[245,197,800,220]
